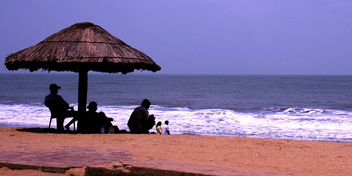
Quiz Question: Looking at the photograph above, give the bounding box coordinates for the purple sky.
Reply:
[1,0,352,75]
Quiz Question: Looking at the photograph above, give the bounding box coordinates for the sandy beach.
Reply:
[0,127,351,176]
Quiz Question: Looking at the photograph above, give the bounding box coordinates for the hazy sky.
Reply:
[1,0,352,75]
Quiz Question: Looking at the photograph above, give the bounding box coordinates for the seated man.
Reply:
[81,101,113,133]
[127,99,156,134]
[44,84,77,131]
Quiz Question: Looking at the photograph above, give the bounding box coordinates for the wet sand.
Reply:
[0,127,351,175]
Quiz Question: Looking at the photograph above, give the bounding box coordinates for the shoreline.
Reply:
[0,127,351,175]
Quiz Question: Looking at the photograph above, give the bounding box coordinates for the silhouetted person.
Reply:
[156,121,162,134]
[127,99,155,134]
[44,84,77,131]
[80,101,113,133]
[163,120,170,135]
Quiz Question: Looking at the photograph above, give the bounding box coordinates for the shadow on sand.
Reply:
[16,128,78,134]
[16,128,129,134]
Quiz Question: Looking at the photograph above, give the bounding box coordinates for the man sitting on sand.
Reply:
[127,99,155,134]
[44,84,77,131]
[80,101,113,133]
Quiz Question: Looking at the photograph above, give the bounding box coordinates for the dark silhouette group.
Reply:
[45,84,170,134]
[45,84,114,133]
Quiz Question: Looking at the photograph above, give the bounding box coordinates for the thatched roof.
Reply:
[5,22,161,74]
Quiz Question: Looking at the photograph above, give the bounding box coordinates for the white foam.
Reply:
[1,104,352,142]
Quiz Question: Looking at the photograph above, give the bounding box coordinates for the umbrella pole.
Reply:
[78,70,88,114]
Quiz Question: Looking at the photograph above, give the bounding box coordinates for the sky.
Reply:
[1,0,352,75]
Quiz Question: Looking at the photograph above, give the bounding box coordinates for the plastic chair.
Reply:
[45,100,76,130]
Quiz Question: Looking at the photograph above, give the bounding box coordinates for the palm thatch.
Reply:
[4,22,161,115]
[5,22,161,74]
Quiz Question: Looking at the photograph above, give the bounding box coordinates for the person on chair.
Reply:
[44,84,77,131]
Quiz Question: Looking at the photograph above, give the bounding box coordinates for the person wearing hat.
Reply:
[44,84,77,131]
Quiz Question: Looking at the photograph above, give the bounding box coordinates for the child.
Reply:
[156,121,162,134]
[162,120,170,135]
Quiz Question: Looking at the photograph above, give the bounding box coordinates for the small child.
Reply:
[162,120,170,135]
[156,121,162,134]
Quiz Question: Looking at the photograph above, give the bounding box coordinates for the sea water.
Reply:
[1,73,352,142]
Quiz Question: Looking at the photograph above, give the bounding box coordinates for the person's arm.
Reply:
[57,95,70,109]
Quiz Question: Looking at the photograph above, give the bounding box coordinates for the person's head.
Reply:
[165,120,169,125]
[87,101,98,112]
[157,121,162,126]
[141,99,151,109]
[49,84,61,94]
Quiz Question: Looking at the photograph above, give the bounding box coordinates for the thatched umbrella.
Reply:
[5,22,161,114]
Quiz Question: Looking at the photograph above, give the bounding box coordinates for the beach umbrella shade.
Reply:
[5,22,161,114]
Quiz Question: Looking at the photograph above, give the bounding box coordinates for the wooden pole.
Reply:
[78,70,88,114]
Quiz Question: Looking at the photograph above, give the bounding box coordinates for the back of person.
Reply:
[81,111,101,133]
[127,99,155,134]
[162,120,170,135]
[128,106,149,133]
[80,101,113,133]
[79,101,100,133]
[45,95,68,115]
[98,112,113,133]
[156,121,162,134]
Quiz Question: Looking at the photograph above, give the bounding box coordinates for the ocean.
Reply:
[1,73,352,142]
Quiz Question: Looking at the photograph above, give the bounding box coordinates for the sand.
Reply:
[0,127,351,176]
